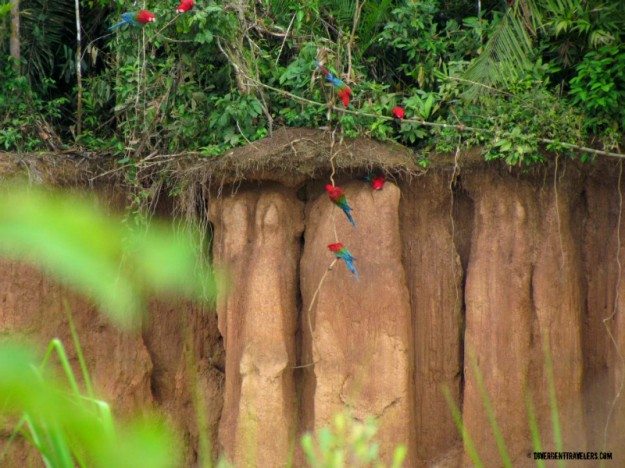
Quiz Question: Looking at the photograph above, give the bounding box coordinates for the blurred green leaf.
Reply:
[0,339,179,468]
[0,185,217,328]
[0,2,11,17]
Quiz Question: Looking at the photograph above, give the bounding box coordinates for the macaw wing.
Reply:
[329,76,344,88]
[121,12,137,25]
[339,250,355,261]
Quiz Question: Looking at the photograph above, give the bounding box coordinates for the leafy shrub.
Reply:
[569,45,625,133]
[0,61,67,151]
[301,412,407,468]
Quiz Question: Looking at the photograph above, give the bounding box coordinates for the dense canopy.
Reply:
[1,0,624,166]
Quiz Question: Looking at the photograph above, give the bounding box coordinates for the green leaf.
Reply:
[0,3,11,17]
[0,186,217,328]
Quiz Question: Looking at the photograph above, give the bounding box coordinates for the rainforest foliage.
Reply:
[1,0,624,165]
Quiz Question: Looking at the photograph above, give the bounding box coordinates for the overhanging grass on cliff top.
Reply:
[1,127,621,201]
[0,128,489,189]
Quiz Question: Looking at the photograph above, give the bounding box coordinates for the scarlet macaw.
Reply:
[109,10,156,31]
[176,0,194,13]
[328,242,358,278]
[325,184,355,226]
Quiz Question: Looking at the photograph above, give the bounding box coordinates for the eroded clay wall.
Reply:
[2,162,625,466]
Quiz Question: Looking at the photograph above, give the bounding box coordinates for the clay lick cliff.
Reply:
[2,128,625,466]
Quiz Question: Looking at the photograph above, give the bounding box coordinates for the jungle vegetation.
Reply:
[2,2,623,466]
[1,0,624,166]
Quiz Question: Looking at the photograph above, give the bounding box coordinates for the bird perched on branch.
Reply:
[109,10,156,31]
[176,0,194,13]
[325,184,355,226]
[391,106,405,120]
[328,243,358,278]
[391,105,405,133]
[316,63,352,107]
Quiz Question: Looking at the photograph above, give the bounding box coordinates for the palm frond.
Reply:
[20,0,75,87]
[320,0,357,25]
[461,1,539,100]
[356,0,395,56]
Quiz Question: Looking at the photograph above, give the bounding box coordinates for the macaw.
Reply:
[109,10,156,31]
[391,106,405,120]
[328,242,358,278]
[325,184,355,227]
[176,0,194,13]
[363,172,386,190]
[391,105,405,133]
[317,63,352,107]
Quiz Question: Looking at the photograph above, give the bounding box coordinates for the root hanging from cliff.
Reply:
[296,128,342,370]
[554,154,566,271]
[450,146,460,317]
[449,145,466,412]
[602,160,625,452]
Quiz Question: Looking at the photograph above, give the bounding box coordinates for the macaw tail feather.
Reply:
[344,259,359,279]
[342,207,356,227]
[109,21,126,31]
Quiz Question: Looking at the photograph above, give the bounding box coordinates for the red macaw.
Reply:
[176,0,195,13]
[391,106,405,120]
[109,10,156,31]
[363,172,386,190]
[328,242,358,278]
[325,184,355,226]
[317,63,352,107]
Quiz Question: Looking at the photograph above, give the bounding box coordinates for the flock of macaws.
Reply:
[110,2,403,281]
[325,172,386,280]
[316,65,393,280]
[109,1,194,31]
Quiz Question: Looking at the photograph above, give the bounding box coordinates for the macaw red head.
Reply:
[391,106,405,120]
[176,0,194,13]
[137,10,156,24]
[327,242,344,253]
[324,184,343,198]
[338,87,352,107]
[371,175,386,190]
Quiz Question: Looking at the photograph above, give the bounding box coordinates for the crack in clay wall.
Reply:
[2,162,625,466]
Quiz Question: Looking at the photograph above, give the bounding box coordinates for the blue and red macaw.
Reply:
[363,172,386,190]
[176,0,195,13]
[325,184,355,226]
[109,10,156,31]
[328,242,358,278]
[317,63,352,107]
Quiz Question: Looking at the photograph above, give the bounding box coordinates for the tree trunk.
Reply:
[9,0,20,72]
[75,0,83,136]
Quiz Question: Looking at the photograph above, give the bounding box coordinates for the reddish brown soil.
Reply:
[2,154,625,466]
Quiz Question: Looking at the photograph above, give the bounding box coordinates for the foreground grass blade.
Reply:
[468,349,513,467]
[542,334,564,468]
[67,304,95,398]
[442,385,484,468]
[524,389,546,468]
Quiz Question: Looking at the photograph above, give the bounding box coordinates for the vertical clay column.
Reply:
[582,168,625,461]
[209,186,303,466]
[399,176,463,465]
[463,173,537,466]
[300,181,415,464]
[532,172,586,450]
[610,171,625,462]
[582,177,620,449]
